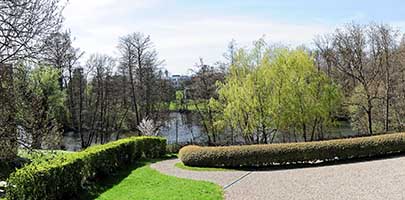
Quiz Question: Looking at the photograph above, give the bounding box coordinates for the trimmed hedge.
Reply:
[6,136,166,200]
[179,132,405,168]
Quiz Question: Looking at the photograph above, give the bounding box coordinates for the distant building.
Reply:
[170,74,190,88]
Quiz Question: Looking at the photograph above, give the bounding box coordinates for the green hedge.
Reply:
[179,132,405,168]
[6,136,166,200]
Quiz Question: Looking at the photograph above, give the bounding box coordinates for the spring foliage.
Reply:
[213,41,342,143]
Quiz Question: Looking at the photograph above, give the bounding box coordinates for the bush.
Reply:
[179,132,405,168]
[6,136,166,200]
[0,158,30,180]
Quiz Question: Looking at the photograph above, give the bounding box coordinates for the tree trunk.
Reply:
[367,107,373,135]
[0,64,17,159]
[128,63,140,126]
[79,72,84,148]
[385,69,390,132]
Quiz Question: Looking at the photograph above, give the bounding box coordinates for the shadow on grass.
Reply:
[78,155,177,200]
[78,162,146,200]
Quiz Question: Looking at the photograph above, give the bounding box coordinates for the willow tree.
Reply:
[215,42,342,144]
[215,39,275,144]
[271,49,342,141]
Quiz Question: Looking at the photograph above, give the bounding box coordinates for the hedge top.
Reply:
[6,136,166,200]
[179,132,405,168]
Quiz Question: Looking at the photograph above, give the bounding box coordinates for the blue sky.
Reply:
[63,0,405,74]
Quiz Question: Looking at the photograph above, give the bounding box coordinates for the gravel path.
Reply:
[150,159,248,187]
[151,157,405,200]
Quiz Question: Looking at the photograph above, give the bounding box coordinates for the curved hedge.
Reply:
[179,132,405,168]
[6,136,166,200]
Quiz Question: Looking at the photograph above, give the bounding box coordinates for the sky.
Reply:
[63,0,405,74]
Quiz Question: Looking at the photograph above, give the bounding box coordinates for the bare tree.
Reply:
[0,0,64,64]
[0,0,63,159]
[118,35,141,126]
[118,32,164,127]
[81,54,116,147]
[40,31,84,133]
[41,30,84,89]
[368,24,399,132]
[315,23,403,135]
[188,59,225,145]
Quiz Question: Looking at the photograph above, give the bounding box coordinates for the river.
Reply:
[62,112,358,151]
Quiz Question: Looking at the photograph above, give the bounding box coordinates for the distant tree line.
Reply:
[13,31,175,150]
[185,40,341,144]
[315,23,405,135]
[185,23,405,145]
[2,0,405,160]
[0,0,175,160]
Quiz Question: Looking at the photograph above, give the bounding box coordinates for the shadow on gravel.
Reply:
[236,152,405,172]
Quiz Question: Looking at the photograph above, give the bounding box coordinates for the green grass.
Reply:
[86,161,223,200]
[169,101,207,112]
[175,162,233,172]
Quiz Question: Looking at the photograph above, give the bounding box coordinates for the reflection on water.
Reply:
[62,112,358,151]
[158,112,207,144]
[62,112,207,151]
[62,131,82,151]
[62,131,135,151]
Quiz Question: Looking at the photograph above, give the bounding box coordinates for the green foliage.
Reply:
[179,132,405,168]
[215,42,342,143]
[6,137,166,200]
[349,85,384,134]
[94,164,223,200]
[169,100,205,112]
[26,65,66,125]
[17,149,70,164]
[30,66,65,111]
[14,65,66,149]
[175,90,185,110]
[0,64,18,160]
[0,161,19,181]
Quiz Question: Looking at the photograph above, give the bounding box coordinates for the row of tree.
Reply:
[2,0,405,156]
[315,23,405,135]
[0,0,65,159]
[186,23,405,145]
[13,32,175,150]
[185,41,341,145]
[0,0,175,160]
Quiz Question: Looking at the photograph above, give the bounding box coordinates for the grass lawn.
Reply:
[169,101,206,112]
[86,161,223,200]
[175,162,233,172]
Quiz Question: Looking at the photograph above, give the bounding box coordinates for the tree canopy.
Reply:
[214,41,342,143]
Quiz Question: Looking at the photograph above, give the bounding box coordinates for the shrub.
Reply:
[6,136,166,200]
[179,132,405,168]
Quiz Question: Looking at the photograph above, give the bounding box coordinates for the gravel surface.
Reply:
[150,159,248,187]
[151,157,405,200]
